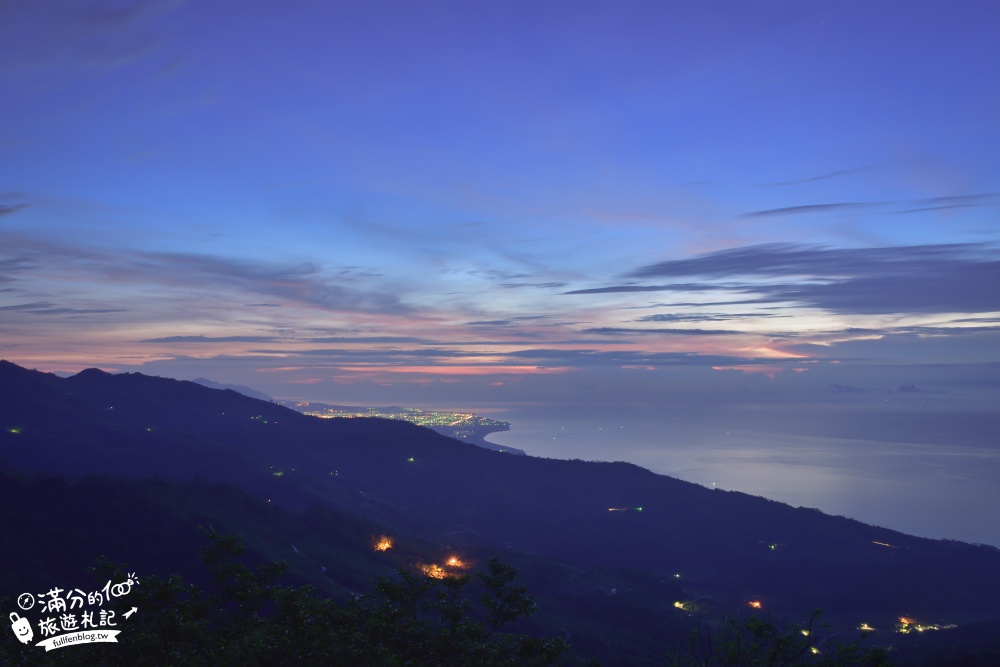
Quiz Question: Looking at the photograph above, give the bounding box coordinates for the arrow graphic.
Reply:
[123,607,138,620]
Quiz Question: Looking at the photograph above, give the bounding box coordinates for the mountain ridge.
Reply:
[2,360,999,662]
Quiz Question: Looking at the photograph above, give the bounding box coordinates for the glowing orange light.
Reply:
[445,556,467,568]
[373,536,393,552]
[749,600,762,609]
[899,617,914,625]
[419,564,447,579]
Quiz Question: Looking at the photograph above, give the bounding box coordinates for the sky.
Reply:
[2,0,999,413]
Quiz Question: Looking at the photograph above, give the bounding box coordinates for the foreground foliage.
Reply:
[0,528,567,666]
[669,610,891,667]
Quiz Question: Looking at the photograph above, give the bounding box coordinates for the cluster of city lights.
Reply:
[896,617,955,634]
[292,402,507,430]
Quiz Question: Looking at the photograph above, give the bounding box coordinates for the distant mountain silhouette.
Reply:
[2,359,999,663]
[192,377,274,402]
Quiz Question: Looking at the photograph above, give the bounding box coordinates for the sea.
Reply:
[482,401,1000,548]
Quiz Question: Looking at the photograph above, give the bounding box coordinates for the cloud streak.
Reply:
[742,203,874,217]
[760,166,873,188]
[0,203,28,216]
[139,335,279,343]
[0,301,126,315]
[626,243,1000,315]
[563,284,721,295]
[0,232,413,317]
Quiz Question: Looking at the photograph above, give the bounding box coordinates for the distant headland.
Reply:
[278,401,524,456]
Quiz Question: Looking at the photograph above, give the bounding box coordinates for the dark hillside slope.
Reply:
[2,360,999,621]
[0,470,691,666]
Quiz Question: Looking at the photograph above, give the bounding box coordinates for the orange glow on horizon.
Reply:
[373,535,393,552]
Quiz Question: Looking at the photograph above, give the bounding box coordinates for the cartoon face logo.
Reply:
[9,612,33,644]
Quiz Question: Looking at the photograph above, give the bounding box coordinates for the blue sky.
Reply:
[1,0,998,409]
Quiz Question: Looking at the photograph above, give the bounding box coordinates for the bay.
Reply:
[484,402,1000,548]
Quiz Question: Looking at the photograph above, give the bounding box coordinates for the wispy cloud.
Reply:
[584,327,743,336]
[896,193,998,214]
[759,166,873,188]
[120,252,412,315]
[139,335,279,343]
[631,242,986,279]
[0,202,28,216]
[303,336,432,344]
[0,0,184,73]
[627,242,1000,315]
[563,284,720,295]
[742,202,874,217]
[0,301,125,315]
[743,193,997,218]
[499,281,568,289]
[638,312,786,323]
[0,232,412,316]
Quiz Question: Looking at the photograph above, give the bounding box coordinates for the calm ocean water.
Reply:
[483,402,1000,548]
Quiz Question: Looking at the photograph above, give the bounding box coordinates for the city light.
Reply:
[896,617,956,634]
